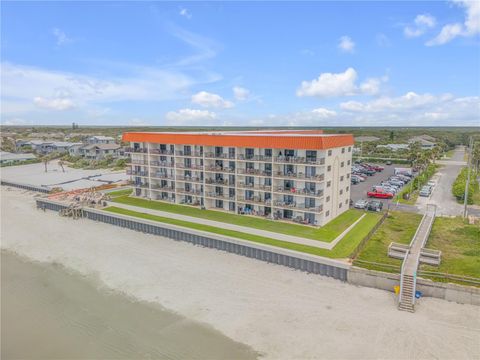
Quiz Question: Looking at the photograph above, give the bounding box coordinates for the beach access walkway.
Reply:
[107,201,366,250]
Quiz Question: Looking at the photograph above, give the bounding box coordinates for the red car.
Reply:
[367,189,393,199]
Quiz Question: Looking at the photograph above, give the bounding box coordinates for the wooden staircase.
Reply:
[399,274,415,312]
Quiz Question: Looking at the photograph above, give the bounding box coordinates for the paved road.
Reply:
[416,147,477,216]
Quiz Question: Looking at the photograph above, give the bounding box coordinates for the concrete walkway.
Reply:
[107,201,366,250]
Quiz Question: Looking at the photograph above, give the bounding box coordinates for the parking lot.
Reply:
[349,164,397,206]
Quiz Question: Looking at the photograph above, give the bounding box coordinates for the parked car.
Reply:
[427,180,436,187]
[386,160,392,165]
[366,200,384,212]
[419,186,432,197]
[351,177,359,185]
[367,189,394,199]
[354,199,369,209]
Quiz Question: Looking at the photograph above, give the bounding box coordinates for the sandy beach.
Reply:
[1,187,479,359]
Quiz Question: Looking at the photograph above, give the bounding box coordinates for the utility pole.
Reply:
[463,137,473,218]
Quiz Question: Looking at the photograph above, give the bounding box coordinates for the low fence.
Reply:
[1,180,51,193]
[36,198,350,281]
[350,211,388,260]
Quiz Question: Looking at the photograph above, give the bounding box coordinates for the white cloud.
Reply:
[179,8,192,19]
[427,1,480,45]
[165,108,217,125]
[52,28,72,46]
[404,14,436,38]
[338,36,355,53]
[311,108,337,118]
[233,86,250,101]
[191,91,234,108]
[297,68,386,98]
[1,62,194,115]
[1,118,33,126]
[33,96,75,110]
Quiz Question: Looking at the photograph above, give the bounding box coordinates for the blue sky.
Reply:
[1,1,479,126]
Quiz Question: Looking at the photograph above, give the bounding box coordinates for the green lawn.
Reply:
[420,217,480,280]
[106,188,133,198]
[103,206,382,259]
[354,211,423,272]
[111,195,364,242]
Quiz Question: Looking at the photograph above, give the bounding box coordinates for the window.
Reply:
[341,148,345,154]
[339,202,343,208]
[348,146,352,152]
[229,147,236,158]
[339,189,343,195]
[326,196,330,202]
[245,148,255,159]
[327,165,332,172]
[327,181,331,187]
[346,186,350,192]
[341,162,344,168]
[265,148,272,157]
[345,199,349,205]
[326,210,330,217]
[347,173,350,179]
[347,160,351,165]
[340,176,344,182]
[306,150,317,161]
[328,150,332,156]
[305,166,316,177]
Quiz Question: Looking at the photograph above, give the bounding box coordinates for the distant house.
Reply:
[408,137,436,150]
[87,136,116,144]
[18,140,83,155]
[0,151,36,165]
[377,144,409,152]
[79,144,122,160]
[355,136,380,142]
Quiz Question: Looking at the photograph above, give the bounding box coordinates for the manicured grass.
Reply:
[420,217,480,279]
[103,206,382,259]
[111,195,364,242]
[107,188,133,198]
[354,211,423,272]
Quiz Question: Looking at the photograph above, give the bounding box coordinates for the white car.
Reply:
[427,180,436,187]
[354,199,369,209]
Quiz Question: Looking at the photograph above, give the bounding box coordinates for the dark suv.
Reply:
[366,200,383,212]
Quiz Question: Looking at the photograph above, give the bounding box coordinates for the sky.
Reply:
[1,1,479,127]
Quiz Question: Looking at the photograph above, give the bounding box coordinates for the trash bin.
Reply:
[415,290,422,299]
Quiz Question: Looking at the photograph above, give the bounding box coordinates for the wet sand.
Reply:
[1,187,480,359]
[1,250,257,359]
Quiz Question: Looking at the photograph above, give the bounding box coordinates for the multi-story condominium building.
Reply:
[123,130,354,226]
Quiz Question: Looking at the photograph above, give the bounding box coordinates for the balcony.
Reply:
[150,161,175,168]
[273,201,323,213]
[127,160,148,166]
[205,166,235,173]
[150,173,174,180]
[273,172,325,181]
[237,168,272,177]
[125,147,147,154]
[150,149,174,155]
[205,192,235,200]
[151,185,176,192]
[176,188,202,195]
[175,151,203,158]
[204,152,236,160]
[237,196,272,205]
[177,175,203,183]
[237,182,272,191]
[274,188,324,198]
[237,154,272,162]
[274,156,326,165]
[205,178,234,186]
[176,163,203,170]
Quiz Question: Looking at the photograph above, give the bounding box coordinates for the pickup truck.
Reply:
[367,189,394,199]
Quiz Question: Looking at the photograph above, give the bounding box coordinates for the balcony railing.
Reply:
[237,182,272,191]
[237,196,271,205]
[273,172,325,181]
[176,175,203,183]
[205,192,235,200]
[127,160,148,166]
[127,170,148,176]
[205,178,234,186]
[150,149,174,155]
[273,201,323,213]
[176,163,203,170]
[175,151,203,157]
[237,154,272,162]
[274,156,326,165]
[274,188,324,197]
[204,152,236,159]
[126,147,147,153]
[150,161,175,167]
[151,185,176,192]
[204,166,235,173]
[176,188,202,195]
[150,173,174,180]
[237,168,272,177]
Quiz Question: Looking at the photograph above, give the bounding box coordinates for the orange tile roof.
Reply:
[122,130,353,150]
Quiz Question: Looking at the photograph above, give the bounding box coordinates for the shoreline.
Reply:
[2,187,479,359]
